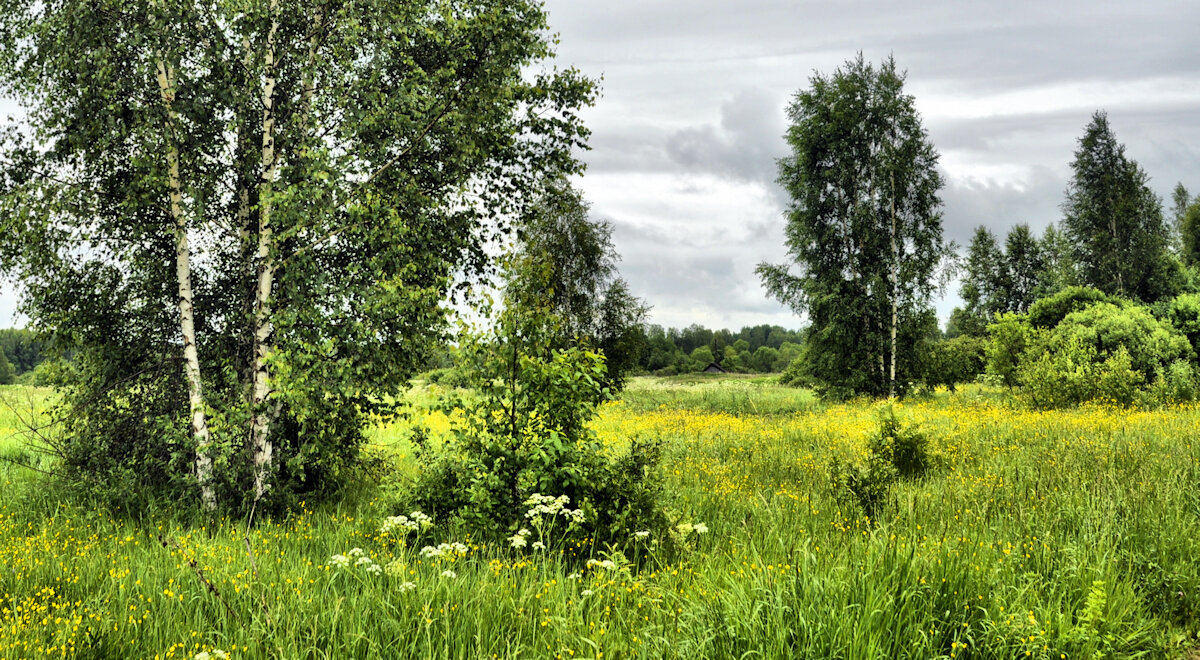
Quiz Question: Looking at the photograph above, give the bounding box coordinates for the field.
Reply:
[1,378,1199,659]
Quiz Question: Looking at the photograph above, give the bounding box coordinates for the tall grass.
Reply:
[0,380,1197,658]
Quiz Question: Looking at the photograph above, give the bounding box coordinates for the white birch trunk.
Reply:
[155,55,216,510]
[251,1,280,502]
[888,172,898,400]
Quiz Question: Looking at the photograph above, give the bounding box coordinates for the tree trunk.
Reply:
[155,54,216,510]
[251,0,280,502]
[889,171,898,400]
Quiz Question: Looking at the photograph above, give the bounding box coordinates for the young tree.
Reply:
[959,226,1005,328]
[758,55,948,399]
[0,1,594,511]
[505,180,648,391]
[1062,112,1175,302]
[1002,224,1045,313]
[1039,222,1078,296]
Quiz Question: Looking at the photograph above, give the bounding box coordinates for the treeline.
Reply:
[638,324,804,375]
[0,328,45,385]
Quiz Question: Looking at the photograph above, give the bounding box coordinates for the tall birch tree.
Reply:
[758,55,947,399]
[0,0,595,511]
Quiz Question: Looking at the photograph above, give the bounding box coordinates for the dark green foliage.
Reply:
[923,335,986,392]
[0,328,44,374]
[759,55,948,398]
[1027,286,1113,329]
[407,271,671,556]
[944,307,986,339]
[1181,195,1200,269]
[870,408,933,479]
[1003,224,1046,312]
[1062,112,1178,302]
[0,347,13,384]
[960,226,1006,326]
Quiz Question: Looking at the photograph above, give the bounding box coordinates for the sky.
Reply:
[2,1,1199,330]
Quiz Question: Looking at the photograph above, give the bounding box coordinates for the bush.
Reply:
[1020,337,1143,408]
[829,408,934,520]
[985,313,1032,388]
[404,296,673,559]
[1026,286,1112,329]
[923,335,986,392]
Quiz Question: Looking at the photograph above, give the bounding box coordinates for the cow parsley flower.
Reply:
[509,528,531,549]
[329,554,351,569]
[441,569,457,579]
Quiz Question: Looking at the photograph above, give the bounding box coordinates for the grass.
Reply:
[1,377,1198,658]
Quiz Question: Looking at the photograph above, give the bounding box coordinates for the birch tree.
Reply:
[0,0,595,511]
[758,55,946,399]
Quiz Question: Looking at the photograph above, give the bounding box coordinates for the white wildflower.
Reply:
[193,653,211,660]
[567,572,581,581]
[440,569,457,579]
[420,542,470,559]
[509,528,530,549]
[532,541,546,551]
[364,563,383,575]
[399,581,417,592]
[693,522,709,534]
[348,547,366,558]
[634,530,650,539]
[580,589,594,597]
[329,554,350,569]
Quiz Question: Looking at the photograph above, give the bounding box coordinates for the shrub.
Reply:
[1026,286,1112,329]
[829,408,934,520]
[404,297,672,558]
[923,335,986,392]
[985,313,1033,388]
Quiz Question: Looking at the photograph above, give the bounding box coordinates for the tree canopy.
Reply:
[0,0,595,511]
[758,54,948,399]
[1062,112,1177,302]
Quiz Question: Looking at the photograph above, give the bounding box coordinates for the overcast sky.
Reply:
[2,1,1199,330]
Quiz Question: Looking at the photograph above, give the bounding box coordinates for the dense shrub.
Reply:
[1026,286,1113,329]
[923,335,986,392]
[1053,303,1193,378]
[985,313,1032,388]
[404,300,672,558]
[1165,292,1200,356]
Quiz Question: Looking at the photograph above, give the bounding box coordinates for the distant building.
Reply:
[702,362,727,374]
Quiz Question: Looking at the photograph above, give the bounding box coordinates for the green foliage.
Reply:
[0,1,595,512]
[1165,292,1200,355]
[758,54,949,399]
[985,313,1032,388]
[830,408,934,519]
[406,289,670,557]
[507,180,649,392]
[1027,286,1113,329]
[1062,112,1178,302]
[1020,337,1143,408]
[0,348,12,385]
[0,328,43,374]
[923,335,986,392]
[1054,302,1193,377]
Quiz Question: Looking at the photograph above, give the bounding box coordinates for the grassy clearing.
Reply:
[1,378,1198,658]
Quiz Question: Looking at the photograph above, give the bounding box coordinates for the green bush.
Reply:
[985,313,1032,388]
[1020,337,1143,408]
[1165,292,1200,356]
[1026,286,1112,329]
[405,297,672,559]
[923,335,986,392]
[829,408,934,520]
